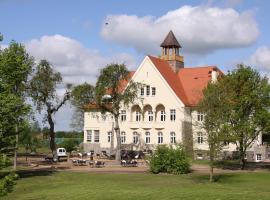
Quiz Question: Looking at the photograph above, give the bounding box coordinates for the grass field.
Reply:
[3,171,270,200]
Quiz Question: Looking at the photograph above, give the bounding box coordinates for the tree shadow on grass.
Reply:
[16,168,58,178]
[191,173,239,183]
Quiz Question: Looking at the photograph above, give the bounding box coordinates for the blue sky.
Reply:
[1,0,270,130]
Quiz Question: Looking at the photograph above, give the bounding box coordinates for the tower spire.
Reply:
[160,30,184,72]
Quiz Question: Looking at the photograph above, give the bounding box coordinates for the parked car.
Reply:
[44,148,68,162]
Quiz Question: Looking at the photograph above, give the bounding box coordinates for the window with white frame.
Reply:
[146,85,150,96]
[140,87,144,96]
[120,110,126,121]
[136,111,141,121]
[151,87,156,96]
[256,154,262,161]
[121,132,126,144]
[145,132,150,144]
[108,132,112,143]
[160,111,166,121]
[197,132,203,144]
[86,130,92,142]
[197,112,204,121]
[133,132,139,144]
[158,132,163,144]
[170,132,176,144]
[94,130,100,143]
[170,109,176,121]
[148,111,153,121]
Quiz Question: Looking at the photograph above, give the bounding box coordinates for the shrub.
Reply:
[0,173,18,196]
[149,145,190,174]
[60,139,79,153]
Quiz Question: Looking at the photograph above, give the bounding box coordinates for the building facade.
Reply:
[83,31,268,162]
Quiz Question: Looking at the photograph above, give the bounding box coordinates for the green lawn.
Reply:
[3,171,270,200]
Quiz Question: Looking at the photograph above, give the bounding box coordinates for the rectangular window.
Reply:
[86,130,92,142]
[136,111,141,121]
[197,132,203,144]
[133,132,139,144]
[161,111,166,121]
[108,132,112,143]
[121,132,126,144]
[170,109,176,121]
[256,154,262,161]
[120,110,126,121]
[94,130,100,143]
[146,85,150,96]
[145,132,150,144]
[197,112,204,121]
[151,87,156,96]
[170,132,176,144]
[148,111,153,121]
[140,87,144,96]
[158,132,163,144]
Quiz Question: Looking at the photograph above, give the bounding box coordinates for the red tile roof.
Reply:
[148,55,222,106]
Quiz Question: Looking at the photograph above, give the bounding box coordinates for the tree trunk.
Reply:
[114,116,121,161]
[110,122,114,156]
[239,139,246,170]
[209,146,214,182]
[47,110,56,153]
[13,124,18,170]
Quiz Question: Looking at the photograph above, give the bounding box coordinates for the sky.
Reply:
[1,0,270,131]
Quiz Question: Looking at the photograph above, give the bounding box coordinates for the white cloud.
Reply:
[101,5,259,55]
[249,46,270,72]
[25,34,136,85]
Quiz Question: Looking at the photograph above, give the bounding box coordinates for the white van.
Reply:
[54,148,67,162]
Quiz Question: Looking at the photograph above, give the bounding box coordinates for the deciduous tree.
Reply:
[29,60,71,153]
[95,63,140,161]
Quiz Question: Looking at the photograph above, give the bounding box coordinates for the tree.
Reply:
[0,40,34,169]
[60,139,78,154]
[29,60,71,153]
[0,35,33,195]
[197,81,229,182]
[95,63,140,161]
[222,65,270,169]
[70,83,95,131]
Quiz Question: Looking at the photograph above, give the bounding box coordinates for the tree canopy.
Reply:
[95,63,141,161]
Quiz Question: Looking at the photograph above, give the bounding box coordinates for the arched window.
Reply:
[158,132,163,144]
[145,132,150,144]
[121,132,126,144]
[170,132,176,144]
[133,132,139,144]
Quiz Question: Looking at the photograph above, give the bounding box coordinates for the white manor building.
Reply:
[83,31,268,162]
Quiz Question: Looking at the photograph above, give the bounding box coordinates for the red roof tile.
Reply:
[148,55,222,106]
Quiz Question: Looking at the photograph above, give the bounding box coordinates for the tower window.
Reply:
[86,130,92,142]
[108,132,112,143]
